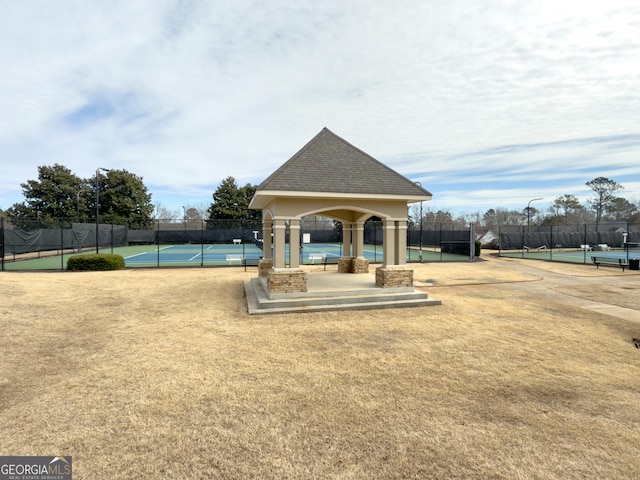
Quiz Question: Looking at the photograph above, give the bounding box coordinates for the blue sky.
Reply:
[1,0,639,217]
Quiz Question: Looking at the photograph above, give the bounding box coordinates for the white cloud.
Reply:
[1,0,639,214]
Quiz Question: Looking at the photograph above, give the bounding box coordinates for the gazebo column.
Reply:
[342,222,352,256]
[339,222,354,273]
[382,219,395,267]
[258,218,273,277]
[376,219,413,288]
[267,218,307,294]
[352,221,369,273]
[272,219,286,269]
[289,219,301,269]
[394,220,408,266]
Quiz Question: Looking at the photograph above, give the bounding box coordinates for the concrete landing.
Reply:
[244,271,441,315]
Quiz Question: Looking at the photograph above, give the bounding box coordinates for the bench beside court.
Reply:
[591,256,629,272]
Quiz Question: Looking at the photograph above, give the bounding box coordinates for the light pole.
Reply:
[527,197,543,230]
[415,182,423,262]
[96,168,110,253]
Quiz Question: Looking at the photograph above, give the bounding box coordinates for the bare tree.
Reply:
[154,202,180,221]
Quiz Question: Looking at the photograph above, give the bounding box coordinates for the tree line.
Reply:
[2,166,638,231]
[4,164,155,228]
[413,176,638,231]
[1,165,260,229]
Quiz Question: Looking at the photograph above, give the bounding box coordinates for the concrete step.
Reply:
[244,278,441,315]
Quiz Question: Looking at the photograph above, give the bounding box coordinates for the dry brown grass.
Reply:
[1,257,640,479]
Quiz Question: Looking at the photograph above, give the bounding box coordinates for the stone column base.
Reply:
[258,259,273,278]
[375,267,413,288]
[352,257,369,273]
[267,269,307,294]
[338,256,354,273]
[338,256,370,273]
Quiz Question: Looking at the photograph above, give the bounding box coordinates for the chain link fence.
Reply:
[1,217,476,270]
[498,222,640,266]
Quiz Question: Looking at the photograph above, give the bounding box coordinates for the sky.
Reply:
[1,0,639,217]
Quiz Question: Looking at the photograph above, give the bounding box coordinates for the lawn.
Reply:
[1,257,639,479]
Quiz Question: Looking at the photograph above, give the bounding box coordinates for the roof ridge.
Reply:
[318,128,427,193]
[257,127,331,189]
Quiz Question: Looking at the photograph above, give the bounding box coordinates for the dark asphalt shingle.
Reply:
[257,128,432,197]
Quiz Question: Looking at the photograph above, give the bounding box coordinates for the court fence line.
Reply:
[498,222,640,266]
[1,217,476,270]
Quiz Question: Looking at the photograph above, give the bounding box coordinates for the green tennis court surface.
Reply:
[500,246,640,264]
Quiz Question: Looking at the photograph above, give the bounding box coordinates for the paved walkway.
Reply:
[482,255,640,324]
[296,258,639,323]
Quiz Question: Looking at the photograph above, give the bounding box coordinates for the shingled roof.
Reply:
[256,128,432,198]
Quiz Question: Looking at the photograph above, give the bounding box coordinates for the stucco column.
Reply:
[342,222,352,257]
[262,218,272,260]
[382,219,395,267]
[395,220,407,266]
[351,221,369,273]
[352,222,365,257]
[273,219,286,269]
[289,219,301,268]
[376,219,412,288]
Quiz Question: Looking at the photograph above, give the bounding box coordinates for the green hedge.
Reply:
[67,254,126,271]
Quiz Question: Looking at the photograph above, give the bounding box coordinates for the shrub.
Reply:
[475,240,482,257]
[67,254,125,271]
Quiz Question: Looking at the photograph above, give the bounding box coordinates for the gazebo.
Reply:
[245,128,440,313]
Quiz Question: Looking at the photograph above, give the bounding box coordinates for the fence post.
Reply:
[583,224,587,264]
[469,223,475,260]
[60,220,65,270]
[242,219,246,265]
[1,217,4,271]
[626,222,629,263]
[374,221,378,263]
[157,219,160,268]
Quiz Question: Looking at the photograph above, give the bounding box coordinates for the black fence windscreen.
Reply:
[2,219,127,255]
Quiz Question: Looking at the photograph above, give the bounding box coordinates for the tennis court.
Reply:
[1,217,478,270]
[124,244,265,267]
[1,242,469,270]
[119,242,462,266]
[500,244,640,267]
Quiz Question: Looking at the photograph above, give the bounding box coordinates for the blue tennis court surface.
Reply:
[118,243,387,266]
[123,244,265,266]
